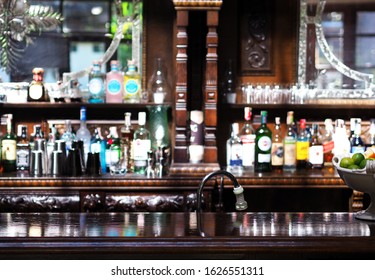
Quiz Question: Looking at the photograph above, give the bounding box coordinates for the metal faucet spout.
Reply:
[196,170,248,213]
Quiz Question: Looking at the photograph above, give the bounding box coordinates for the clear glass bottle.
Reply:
[76,107,92,164]
[308,123,324,169]
[239,107,255,170]
[88,60,105,103]
[366,118,375,150]
[350,118,365,153]
[61,120,75,152]
[271,117,284,171]
[226,122,243,174]
[120,112,134,173]
[322,118,334,166]
[16,125,30,171]
[333,119,351,156]
[254,111,272,172]
[27,68,48,102]
[133,112,151,175]
[106,60,124,103]
[1,114,16,172]
[296,119,309,169]
[148,58,169,103]
[124,60,141,103]
[283,111,297,171]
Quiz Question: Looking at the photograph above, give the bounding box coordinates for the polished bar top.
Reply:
[1,212,375,259]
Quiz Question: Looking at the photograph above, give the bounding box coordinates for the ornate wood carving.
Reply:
[240,0,274,74]
[0,194,79,212]
[105,194,185,212]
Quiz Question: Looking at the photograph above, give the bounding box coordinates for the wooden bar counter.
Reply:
[1,212,375,259]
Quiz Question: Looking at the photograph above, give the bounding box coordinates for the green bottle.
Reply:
[1,114,17,172]
[255,111,272,172]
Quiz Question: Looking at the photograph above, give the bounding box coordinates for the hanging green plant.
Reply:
[0,0,62,73]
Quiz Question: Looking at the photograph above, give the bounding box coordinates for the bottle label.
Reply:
[257,153,271,163]
[308,145,324,165]
[229,143,243,166]
[16,149,30,168]
[29,85,43,100]
[351,146,366,153]
[296,141,309,160]
[257,136,271,152]
[240,135,255,167]
[125,79,140,95]
[89,78,104,95]
[323,140,334,154]
[107,79,122,95]
[133,139,151,160]
[271,143,284,166]
[284,142,296,166]
[2,140,16,160]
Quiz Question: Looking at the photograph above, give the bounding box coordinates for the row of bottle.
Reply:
[226,108,374,173]
[26,58,168,104]
[0,109,168,177]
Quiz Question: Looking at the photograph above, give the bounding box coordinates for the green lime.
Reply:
[348,164,360,169]
[359,159,367,169]
[340,157,354,168]
[352,153,365,166]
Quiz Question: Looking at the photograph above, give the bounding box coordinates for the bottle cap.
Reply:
[299,119,306,128]
[244,107,252,121]
[138,112,146,125]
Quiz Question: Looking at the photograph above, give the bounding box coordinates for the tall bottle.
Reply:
[296,119,309,169]
[350,118,365,153]
[366,118,375,150]
[254,111,272,172]
[124,60,141,103]
[333,119,351,156]
[88,60,105,103]
[61,120,75,152]
[27,68,48,102]
[239,107,255,170]
[16,125,30,171]
[76,107,92,164]
[106,60,124,103]
[120,112,134,173]
[271,117,284,171]
[226,122,243,174]
[90,127,107,174]
[148,58,169,103]
[308,123,324,169]
[322,118,334,166]
[108,126,124,175]
[283,111,297,171]
[133,112,151,174]
[1,114,16,172]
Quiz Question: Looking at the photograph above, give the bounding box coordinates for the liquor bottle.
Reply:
[133,112,151,174]
[120,112,134,173]
[226,122,243,174]
[46,126,57,173]
[148,58,169,103]
[124,60,141,103]
[239,107,255,170]
[88,60,105,103]
[106,60,124,103]
[271,117,284,171]
[366,118,375,150]
[1,114,16,172]
[61,120,75,152]
[16,125,30,171]
[27,68,48,102]
[108,126,125,175]
[283,111,297,171]
[222,59,236,104]
[76,107,92,164]
[322,118,334,166]
[90,127,107,174]
[254,110,272,172]
[296,119,309,169]
[30,124,43,151]
[350,118,365,153]
[333,119,351,156]
[308,123,324,169]
[105,126,118,173]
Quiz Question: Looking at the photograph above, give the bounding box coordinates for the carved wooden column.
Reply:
[171,0,221,175]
